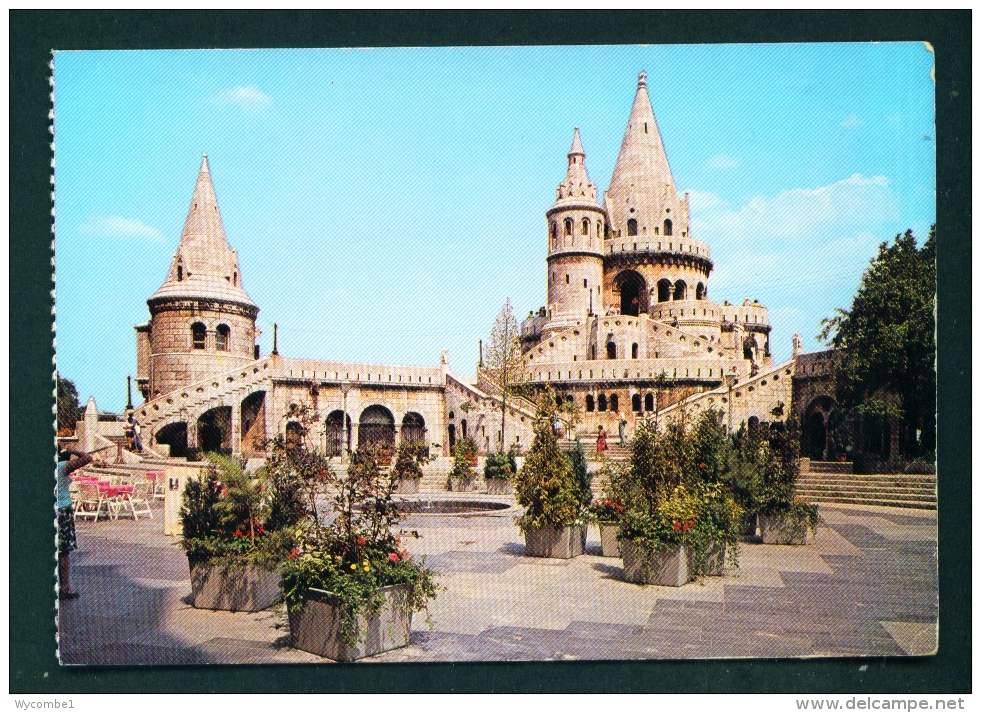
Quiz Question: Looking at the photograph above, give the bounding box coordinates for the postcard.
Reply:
[53,44,937,664]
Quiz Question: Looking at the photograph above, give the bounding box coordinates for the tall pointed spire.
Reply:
[149,155,256,308]
[555,127,599,204]
[605,71,682,238]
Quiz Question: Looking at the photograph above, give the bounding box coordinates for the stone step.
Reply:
[798,487,936,504]
[799,477,936,489]
[799,480,937,492]
[807,461,854,474]
[803,493,937,510]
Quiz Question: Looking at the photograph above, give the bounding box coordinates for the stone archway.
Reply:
[241,391,267,457]
[325,410,352,457]
[155,421,188,458]
[198,406,232,454]
[615,270,648,316]
[358,405,396,452]
[803,396,837,461]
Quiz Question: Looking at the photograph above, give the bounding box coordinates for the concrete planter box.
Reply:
[449,478,481,493]
[288,584,412,662]
[523,524,586,559]
[189,561,282,612]
[703,541,726,576]
[485,478,513,496]
[620,540,692,586]
[393,477,421,494]
[759,511,814,545]
[598,522,621,557]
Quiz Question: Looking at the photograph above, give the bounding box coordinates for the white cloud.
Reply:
[686,190,728,212]
[79,215,163,241]
[841,114,862,129]
[691,173,898,243]
[705,153,742,170]
[208,85,272,112]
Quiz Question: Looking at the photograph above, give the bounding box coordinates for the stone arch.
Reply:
[241,390,267,457]
[581,218,589,235]
[627,218,638,236]
[803,396,837,461]
[644,393,655,412]
[325,409,352,457]
[615,270,648,316]
[632,393,642,412]
[657,279,672,303]
[447,423,456,450]
[743,334,759,362]
[198,406,232,454]
[358,405,396,451]
[401,412,427,445]
[598,394,608,412]
[285,421,304,446]
[673,280,687,301]
[155,421,188,458]
[631,342,639,359]
[564,218,573,236]
[606,340,617,359]
[585,395,595,412]
[695,282,705,300]
[609,394,619,413]
[664,218,673,236]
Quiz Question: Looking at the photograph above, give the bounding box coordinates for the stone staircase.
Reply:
[807,460,853,474]
[797,471,937,510]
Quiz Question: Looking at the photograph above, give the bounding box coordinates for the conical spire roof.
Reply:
[553,127,600,206]
[149,155,257,309]
[604,72,682,237]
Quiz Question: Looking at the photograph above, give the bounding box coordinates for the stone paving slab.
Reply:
[58,501,938,664]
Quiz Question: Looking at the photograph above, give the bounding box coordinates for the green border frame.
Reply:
[11,10,970,693]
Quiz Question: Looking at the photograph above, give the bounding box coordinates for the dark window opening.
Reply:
[191,322,206,350]
[645,393,655,412]
[673,280,687,301]
[664,219,673,236]
[177,265,183,281]
[564,218,573,236]
[695,282,705,300]
[627,219,638,236]
[631,343,639,359]
[216,324,230,352]
[581,218,589,235]
[609,394,619,412]
[657,279,672,303]
[632,394,641,412]
[598,394,607,412]
[585,395,595,412]
[606,341,617,359]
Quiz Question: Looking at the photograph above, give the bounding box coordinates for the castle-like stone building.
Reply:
[130,72,840,463]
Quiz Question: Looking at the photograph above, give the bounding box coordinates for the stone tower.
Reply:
[603,71,709,316]
[135,155,259,401]
[545,128,607,326]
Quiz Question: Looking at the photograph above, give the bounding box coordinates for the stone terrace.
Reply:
[58,499,937,664]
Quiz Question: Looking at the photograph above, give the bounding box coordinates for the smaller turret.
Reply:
[544,128,607,324]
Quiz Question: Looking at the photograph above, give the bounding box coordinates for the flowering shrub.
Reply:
[590,499,624,523]
[483,450,517,480]
[392,441,434,481]
[280,443,439,649]
[449,437,479,483]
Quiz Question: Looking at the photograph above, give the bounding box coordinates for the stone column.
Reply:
[230,399,242,457]
[187,418,198,449]
[82,396,98,453]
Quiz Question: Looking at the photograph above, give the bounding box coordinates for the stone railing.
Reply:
[523,357,750,385]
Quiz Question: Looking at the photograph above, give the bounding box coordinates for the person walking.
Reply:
[57,445,94,600]
[618,413,627,446]
[132,418,143,452]
[596,426,607,455]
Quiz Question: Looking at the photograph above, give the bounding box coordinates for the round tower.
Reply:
[136,155,259,401]
[545,128,607,326]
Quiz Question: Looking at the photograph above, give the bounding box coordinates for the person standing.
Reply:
[618,413,627,446]
[596,426,607,455]
[57,446,94,600]
[132,419,143,452]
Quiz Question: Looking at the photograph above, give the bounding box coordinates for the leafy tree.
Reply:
[514,388,586,530]
[57,375,82,433]
[484,298,524,451]
[819,226,936,458]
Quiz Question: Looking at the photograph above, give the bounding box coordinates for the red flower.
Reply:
[699,463,707,470]
[356,537,367,546]
[401,549,409,559]
[257,524,265,535]
[672,521,681,533]
[389,553,399,563]
[287,547,300,560]
[233,529,244,538]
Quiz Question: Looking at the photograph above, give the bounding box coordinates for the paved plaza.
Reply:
[59,497,938,664]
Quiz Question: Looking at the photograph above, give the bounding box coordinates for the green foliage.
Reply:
[615,409,746,575]
[280,442,439,648]
[819,226,936,458]
[57,375,82,433]
[485,298,524,447]
[568,439,592,504]
[483,450,517,480]
[392,441,433,481]
[514,388,589,530]
[450,437,478,482]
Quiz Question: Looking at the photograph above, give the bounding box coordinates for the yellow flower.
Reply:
[363,561,371,571]
[350,563,357,570]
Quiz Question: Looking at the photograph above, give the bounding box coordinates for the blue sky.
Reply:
[54,44,935,412]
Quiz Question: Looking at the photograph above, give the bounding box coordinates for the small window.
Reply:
[564,218,573,236]
[664,219,673,236]
[598,394,607,412]
[177,264,183,281]
[191,322,206,350]
[581,218,589,235]
[632,394,641,412]
[597,221,603,237]
[606,342,617,359]
[627,219,638,237]
[551,221,557,239]
[631,343,639,359]
[585,395,595,412]
[233,271,237,286]
[216,324,230,352]
[566,274,570,284]
[645,393,654,412]
[610,394,619,412]
[583,278,588,288]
